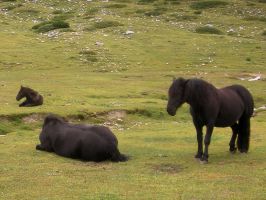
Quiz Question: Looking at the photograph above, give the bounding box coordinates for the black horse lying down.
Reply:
[36,115,128,162]
[16,86,43,107]
[167,77,254,163]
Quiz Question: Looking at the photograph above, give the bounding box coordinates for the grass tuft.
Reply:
[52,13,74,21]
[52,10,64,14]
[164,0,180,4]
[244,16,266,22]
[2,3,22,11]
[104,4,127,8]
[79,50,98,62]
[32,20,70,33]
[190,1,229,9]
[138,0,157,4]
[16,8,39,15]
[145,7,167,16]
[171,14,198,21]
[85,7,99,15]
[195,25,223,34]
[85,20,123,31]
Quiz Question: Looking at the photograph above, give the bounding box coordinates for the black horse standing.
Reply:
[167,78,254,163]
[16,86,43,107]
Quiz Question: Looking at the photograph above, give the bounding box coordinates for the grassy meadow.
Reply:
[0,0,266,199]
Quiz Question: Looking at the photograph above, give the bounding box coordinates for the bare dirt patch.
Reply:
[152,163,184,174]
[22,113,45,124]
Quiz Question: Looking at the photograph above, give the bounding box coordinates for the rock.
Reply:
[124,30,134,35]
[248,75,261,81]
[95,41,104,46]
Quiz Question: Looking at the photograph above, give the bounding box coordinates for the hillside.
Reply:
[0,0,266,199]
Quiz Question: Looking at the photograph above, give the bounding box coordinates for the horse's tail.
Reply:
[110,148,128,162]
[233,85,254,117]
[233,85,254,153]
[237,115,250,153]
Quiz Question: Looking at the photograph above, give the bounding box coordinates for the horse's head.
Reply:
[167,77,188,116]
[16,86,26,101]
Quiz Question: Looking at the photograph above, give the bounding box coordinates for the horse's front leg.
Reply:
[201,124,214,164]
[195,126,203,160]
[19,100,28,107]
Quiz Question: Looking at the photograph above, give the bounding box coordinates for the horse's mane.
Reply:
[21,86,37,94]
[44,115,65,126]
[185,78,218,105]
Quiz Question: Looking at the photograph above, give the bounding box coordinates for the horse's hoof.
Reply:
[194,153,203,159]
[230,150,236,154]
[199,159,208,164]
[195,157,201,162]
[229,147,237,154]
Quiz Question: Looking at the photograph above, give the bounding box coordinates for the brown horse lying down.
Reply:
[16,86,43,107]
[36,115,128,162]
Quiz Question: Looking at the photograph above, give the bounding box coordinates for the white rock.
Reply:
[125,30,134,35]
[95,41,104,46]
[248,75,261,81]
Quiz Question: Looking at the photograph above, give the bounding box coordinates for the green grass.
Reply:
[0,0,266,199]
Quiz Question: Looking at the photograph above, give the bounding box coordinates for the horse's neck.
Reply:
[25,89,35,98]
[184,81,208,107]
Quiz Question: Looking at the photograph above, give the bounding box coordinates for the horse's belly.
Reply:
[215,111,243,127]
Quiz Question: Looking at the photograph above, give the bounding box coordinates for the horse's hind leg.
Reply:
[229,123,238,153]
[201,123,214,164]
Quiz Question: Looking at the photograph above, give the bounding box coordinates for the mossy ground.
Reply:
[0,0,266,199]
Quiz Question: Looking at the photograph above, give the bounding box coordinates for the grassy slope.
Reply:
[0,0,266,199]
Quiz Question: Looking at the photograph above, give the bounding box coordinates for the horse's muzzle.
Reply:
[167,108,176,116]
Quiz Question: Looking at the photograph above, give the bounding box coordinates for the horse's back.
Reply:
[225,85,254,117]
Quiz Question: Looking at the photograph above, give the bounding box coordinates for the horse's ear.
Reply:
[44,115,62,126]
[172,77,176,82]
[181,78,190,87]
